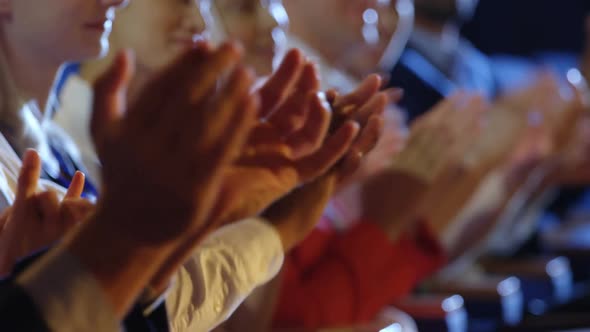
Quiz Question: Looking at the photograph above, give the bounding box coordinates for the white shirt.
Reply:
[56,74,285,331]
[54,75,101,183]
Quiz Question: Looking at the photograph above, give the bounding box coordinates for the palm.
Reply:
[212,50,390,225]
[92,45,257,244]
[214,77,356,224]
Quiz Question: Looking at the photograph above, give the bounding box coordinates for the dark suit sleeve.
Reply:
[0,279,51,332]
[387,62,445,124]
[124,302,170,332]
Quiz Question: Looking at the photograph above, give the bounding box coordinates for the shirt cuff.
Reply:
[16,246,122,332]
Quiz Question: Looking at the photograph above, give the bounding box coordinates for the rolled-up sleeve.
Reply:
[167,218,284,332]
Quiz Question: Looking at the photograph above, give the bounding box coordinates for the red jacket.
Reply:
[273,219,446,328]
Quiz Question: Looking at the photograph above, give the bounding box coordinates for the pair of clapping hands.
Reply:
[360,72,587,241]
[0,42,392,316]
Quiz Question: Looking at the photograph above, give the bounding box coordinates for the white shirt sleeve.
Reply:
[166,218,284,332]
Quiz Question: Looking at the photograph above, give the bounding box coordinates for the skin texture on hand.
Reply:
[264,175,338,252]
[0,150,88,277]
[91,43,257,244]
[422,75,586,254]
[66,42,258,317]
[150,53,391,290]
[262,73,393,252]
[359,93,486,240]
[209,49,361,227]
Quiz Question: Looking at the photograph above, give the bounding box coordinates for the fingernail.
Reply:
[22,149,37,165]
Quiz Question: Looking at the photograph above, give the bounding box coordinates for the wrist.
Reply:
[63,211,177,318]
[95,193,198,245]
[271,222,293,252]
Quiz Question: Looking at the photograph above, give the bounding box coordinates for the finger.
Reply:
[285,93,332,158]
[295,61,320,92]
[338,115,385,179]
[161,43,243,134]
[61,198,95,229]
[337,151,362,182]
[15,150,42,203]
[192,65,256,154]
[326,89,339,104]
[91,50,135,155]
[297,121,360,182]
[187,87,259,233]
[64,171,85,200]
[333,74,381,109]
[267,63,319,134]
[354,91,389,126]
[258,49,305,117]
[411,93,463,131]
[36,191,60,223]
[387,88,404,104]
[557,80,587,146]
[131,43,235,133]
[352,114,386,155]
[243,123,289,154]
[0,209,10,231]
[35,190,61,241]
[220,87,260,162]
[188,42,244,105]
[451,95,487,135]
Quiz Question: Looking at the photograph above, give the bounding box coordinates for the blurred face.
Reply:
[344,0,402,77]
[289,0,401,77]
[213,0,288,76]
[111,0,209,72]
[0,0,126,64]
[294,0,372,55]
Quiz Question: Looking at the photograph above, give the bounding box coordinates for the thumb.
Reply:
[91,49,135,154]
[15,150,41,203]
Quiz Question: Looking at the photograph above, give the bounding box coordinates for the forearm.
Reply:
[265,175,337,252]
[63,211,176,318]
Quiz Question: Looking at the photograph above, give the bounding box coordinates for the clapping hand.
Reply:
[0,150,90,276]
